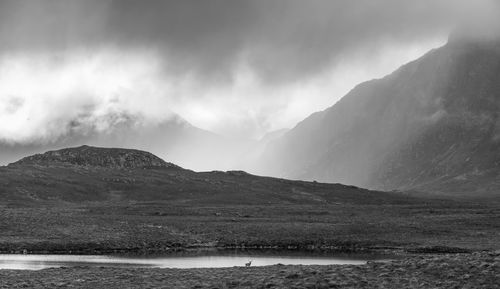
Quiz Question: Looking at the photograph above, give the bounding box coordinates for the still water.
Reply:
[0,252,376,270]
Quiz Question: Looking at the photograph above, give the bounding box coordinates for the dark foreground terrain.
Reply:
[0,146,499,254]
[0,146,499,288]
[1,199,499,254]
[0,252,498,288]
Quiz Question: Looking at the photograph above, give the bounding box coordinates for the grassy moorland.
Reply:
[0,148,498,254]
[1,199,499,254]
[0,197,500,253]
[0,146,499,288]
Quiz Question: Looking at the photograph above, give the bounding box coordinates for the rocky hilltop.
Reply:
[10,145,179,169]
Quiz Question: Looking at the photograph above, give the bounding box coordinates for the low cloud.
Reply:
[0,48,175,144]
[0,0,498,142]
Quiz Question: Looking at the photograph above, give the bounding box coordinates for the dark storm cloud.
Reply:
[0,0,497,83]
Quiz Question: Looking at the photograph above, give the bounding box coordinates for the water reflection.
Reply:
[0,252,378,270]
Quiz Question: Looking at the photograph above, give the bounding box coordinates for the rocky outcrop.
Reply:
[10,145,180,169]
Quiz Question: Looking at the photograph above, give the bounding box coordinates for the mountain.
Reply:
[0,145,415,205]
[0,115,253,172]
[252,34,500,196]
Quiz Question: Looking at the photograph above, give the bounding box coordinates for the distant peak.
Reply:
[11,145,181,169]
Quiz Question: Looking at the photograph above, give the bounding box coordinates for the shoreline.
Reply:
[0,243,475,256]
[0,251,498,288]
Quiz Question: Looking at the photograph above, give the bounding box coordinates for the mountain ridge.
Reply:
[251,35,500,196]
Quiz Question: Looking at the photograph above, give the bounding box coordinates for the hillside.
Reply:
[253,34,500,196]
[1,145,411,205]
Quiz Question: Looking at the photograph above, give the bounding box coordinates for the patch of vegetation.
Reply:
[0,146,498,254]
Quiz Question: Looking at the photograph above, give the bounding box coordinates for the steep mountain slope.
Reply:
[254,35,500,195]
[0,145,415,205]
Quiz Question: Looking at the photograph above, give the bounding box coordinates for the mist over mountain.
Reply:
[1,1,500,198]
[5,32,500,197]
[0,115,253,172]
[250,33,500,195]
[1,3,500,287]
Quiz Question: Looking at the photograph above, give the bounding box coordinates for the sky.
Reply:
[0,0,499,144]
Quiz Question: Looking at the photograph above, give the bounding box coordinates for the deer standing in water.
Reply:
[245,260,252,267]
